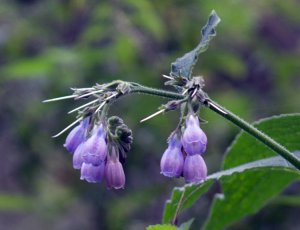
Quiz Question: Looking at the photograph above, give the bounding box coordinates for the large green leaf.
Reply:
[223,114,300,169]
[203,168,300,230]
[163,152,300,224]
[163,114,300,228]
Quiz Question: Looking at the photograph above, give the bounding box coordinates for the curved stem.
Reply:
[129,83,300,170]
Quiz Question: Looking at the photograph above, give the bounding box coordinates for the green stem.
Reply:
[129,84,300,170]
[131,85,184,100]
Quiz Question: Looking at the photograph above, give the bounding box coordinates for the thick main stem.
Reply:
[130,84,300,170]
[206,100,300,170]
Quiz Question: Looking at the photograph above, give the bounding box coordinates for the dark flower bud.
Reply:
[105,148,125,189]
[183,154,207,183]
[82,124,108,166]
[160,133,184,178]
[80,162,105,183]
[108,116,133,158]
[181,114,207,155]
[64,117,89,153]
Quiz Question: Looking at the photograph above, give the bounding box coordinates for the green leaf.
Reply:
[177,218,194,230]
[163,179,213,224]
[147,224,177,230]
[163,152,300,224]
[170,10,220,79]
[203,168,300,230]
[147,219,194,230]
[163,114,300,228]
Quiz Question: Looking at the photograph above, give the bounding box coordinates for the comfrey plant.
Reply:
[45,10,300,228]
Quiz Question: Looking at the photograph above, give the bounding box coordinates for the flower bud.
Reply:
[80,162,105,183]
[183,154,207,183]
[181,114,207,155]
[160,134,184,178]
[82,124,108,166]
[64,117,89,153]
[73,142,85,169]
[105,149,125,189]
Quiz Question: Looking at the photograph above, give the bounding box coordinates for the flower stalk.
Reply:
[45,80,300,171]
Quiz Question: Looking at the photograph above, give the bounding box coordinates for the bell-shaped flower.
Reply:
[160,133,184,177]
[105,149,125,189]
[72,142,85,169]
[82,124,108,166]
[64,117,89,153]
[183,154,207,183]
[80,162,105,183]
[181,114,207,155]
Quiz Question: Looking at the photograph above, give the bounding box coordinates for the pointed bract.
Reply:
[80,162,105,183]
[160,134,184,177]
[183,154,207,183]
[182,114,207,155]
[64,117,89,153]
[82,124,108,166]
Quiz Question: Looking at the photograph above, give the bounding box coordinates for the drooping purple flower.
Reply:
[105,149,125,189]
[80,162,105,183]
[72,142,85,169]
[160,133,184,178]
[82,124,108,166]
[181,114,207,155]
[183,154,207,183]
[64,117,90,153]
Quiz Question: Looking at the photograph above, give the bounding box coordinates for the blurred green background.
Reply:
[0,0,300,229]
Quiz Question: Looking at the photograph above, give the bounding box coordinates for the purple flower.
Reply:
[72,142,85,169]
[82,124,108,166]
[181,114,207,155]
[160,133,184,178]
[183,154,207,183]
[105,149,125,189]
[64,117,89,153]
[80,162,105,183]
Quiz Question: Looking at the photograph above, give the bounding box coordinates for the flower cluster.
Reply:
[160,113,207,183]
[44,10,222,190]
[46,76,210,188]
[64,116,128,189]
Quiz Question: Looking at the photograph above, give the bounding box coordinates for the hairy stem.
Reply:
[131,85,184,100]
[206,100,300,170]
[129,84,300,170]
